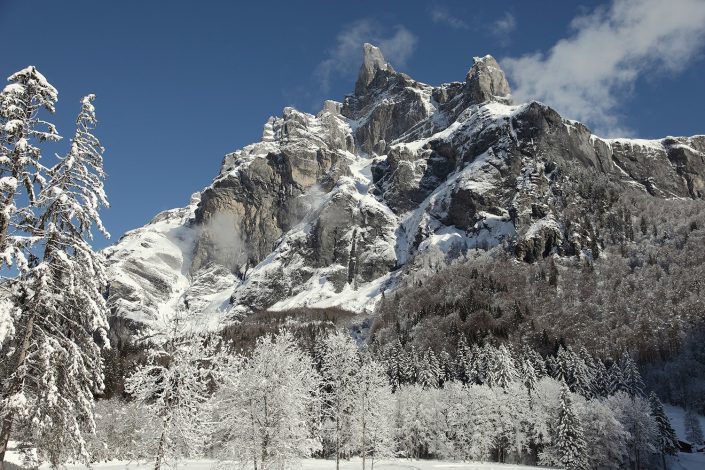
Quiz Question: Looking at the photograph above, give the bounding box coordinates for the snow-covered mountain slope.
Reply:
[104,43,705,338]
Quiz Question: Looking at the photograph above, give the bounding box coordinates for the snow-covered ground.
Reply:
[665,404,705,443]
[664,405,705,470]
[30,458,546,470]
[670,452,705,470]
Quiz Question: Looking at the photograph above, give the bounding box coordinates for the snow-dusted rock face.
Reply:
[105,44,705,336]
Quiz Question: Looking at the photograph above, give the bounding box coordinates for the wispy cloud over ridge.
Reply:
[491,12,516,45]
[430,6,469,30]
[502,0,705,136]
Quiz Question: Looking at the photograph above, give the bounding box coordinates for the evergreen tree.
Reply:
[620,352,644,398]
[395,344,413,387]
[592,359,611,398]
[466,344,482,385]
[418,348,441,389]
[575,347,596,398]
[520,356,538,397]
[0,93,110,467]
[0,66,60,265]
[648,392,678,465]
[404,345,420,384]
[455,338,470,384]
[554,346,573,386]
[438,350,455,385]
[545,355,560,380]
[491,344,518,389]
[541,384,588,470]
[521,343,546,378]
[608,361,627,395]
[477,343,494,385]
[571,355,594,398]
[383,340,402,391]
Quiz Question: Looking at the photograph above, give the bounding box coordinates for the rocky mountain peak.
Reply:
[104,42,705,339]
[354,43,395,95]
[465,54,512,104]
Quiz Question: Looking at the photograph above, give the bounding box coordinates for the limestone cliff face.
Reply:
[104,43,705,335]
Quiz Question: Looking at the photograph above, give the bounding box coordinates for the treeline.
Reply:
[82,330,689,470]
[376,339,644,399]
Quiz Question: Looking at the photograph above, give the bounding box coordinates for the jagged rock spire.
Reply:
[355,43,395,95]
[465,55,511,104]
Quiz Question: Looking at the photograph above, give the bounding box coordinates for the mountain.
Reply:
[104,43,705,344]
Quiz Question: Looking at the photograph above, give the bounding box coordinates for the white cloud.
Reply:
[430,6,468,30]
[493,12,516,37]
[315,19,418,94]
[502,0,705,136]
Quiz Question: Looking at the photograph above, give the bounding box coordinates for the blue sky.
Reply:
[2,0,704,249]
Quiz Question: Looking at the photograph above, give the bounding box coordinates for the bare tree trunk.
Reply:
[335,406,340,470]
[154,425,167,470]
[261,396,268,470]
[0,414,13,470]
[362,411,366,470]
[0,308,37,468]
[0,208,11,260]
[250,400,258,470]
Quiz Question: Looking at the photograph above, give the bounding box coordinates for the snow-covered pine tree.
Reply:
[466,344,482,385]
[320,331,360,470]
[592,359,611,398]
[0,66,59,379]
[541,383,588,470]
[438,350,454,386]
[684,408,704,445]
[545,355,559,380]
[553,346,573,386]
[521,343,546,378]
[0,66,60,266]
[125,332,222,470]
[454,337,470,384]
[0,93,110,468]
[608,361,627,395]
[215,331,321,470]
[477,343,494,385]
[520,355,538,397]
[355,359,394,470]
[490,344,518,389]
[620,352,645,398]
[406,345,420,385]
[383,340,402,391]
[648,392,678,467]
[418,348,441,389]
[570,352,594,398]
